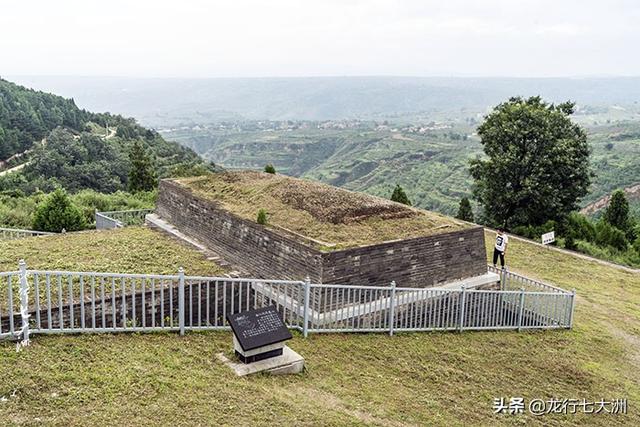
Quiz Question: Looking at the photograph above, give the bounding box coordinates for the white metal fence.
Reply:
[0,261,575,343]
[0,227,54,241]
[95,209,154,230]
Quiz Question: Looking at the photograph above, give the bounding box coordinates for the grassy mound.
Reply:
[179,171,468,249]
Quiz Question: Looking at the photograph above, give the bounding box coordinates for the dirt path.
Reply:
[0,162,28,177]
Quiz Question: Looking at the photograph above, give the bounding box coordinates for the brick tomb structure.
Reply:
[147,172,490,319]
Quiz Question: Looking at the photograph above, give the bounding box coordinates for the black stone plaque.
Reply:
[227,306,292,352]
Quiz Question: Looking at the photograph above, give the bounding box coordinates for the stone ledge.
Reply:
[217,345,305,376]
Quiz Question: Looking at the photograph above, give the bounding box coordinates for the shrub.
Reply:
[595,220,628,251]
[71,189,156,226]
[455,197,474,222]
[564,234,576,250]
[264,164,276,174]
[256,209,268,225]
[512,220,556,242]
[390,184,411,206]
[33,188,86,232]
[565,212,596,242]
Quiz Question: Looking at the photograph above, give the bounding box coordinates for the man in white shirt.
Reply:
[493,228,508,268]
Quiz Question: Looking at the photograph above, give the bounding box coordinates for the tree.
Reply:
[456,197,474,222]
[264,164,276,174]
[603,190,630,232]
[390,184,411,205]
[470,97,591,229]
[32,188,86,232]
[128,140,157,193]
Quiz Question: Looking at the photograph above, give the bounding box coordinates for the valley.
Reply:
[160,119,640,217]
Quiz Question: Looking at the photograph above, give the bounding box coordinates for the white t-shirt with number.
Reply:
[495,234,508,252]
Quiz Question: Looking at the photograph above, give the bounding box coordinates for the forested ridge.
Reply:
[0,78,88,159]
[0,78,209,195]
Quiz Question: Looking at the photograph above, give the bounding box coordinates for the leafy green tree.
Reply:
[128,141,157,193]
[470,97,591,229]
[390,184,411,206]
[32,188,86,232]
[456,197,474,222]
[264,164,276,174]
[603,190,630,232]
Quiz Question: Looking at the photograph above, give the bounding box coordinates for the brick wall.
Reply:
[156,180,324,282]
[156,179,487,289]
[321,226,487,287]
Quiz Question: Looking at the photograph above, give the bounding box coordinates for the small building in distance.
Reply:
[151,171,490,288]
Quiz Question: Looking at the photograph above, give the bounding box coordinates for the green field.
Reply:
[0,227,224,276]
[0,227,638,425]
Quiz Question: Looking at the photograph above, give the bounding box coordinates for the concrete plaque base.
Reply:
[217,345,304,376]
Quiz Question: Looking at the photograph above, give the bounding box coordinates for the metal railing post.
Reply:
[568,289,576,329]
[303,276,311,338]
[517,288,525,331]
[388,281,396,336]
[18,259,30,346]
[178,268,185,336]
[458,285,467,332]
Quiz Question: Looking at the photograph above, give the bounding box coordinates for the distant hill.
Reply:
[0,78,209,194]
[9,76,640,126]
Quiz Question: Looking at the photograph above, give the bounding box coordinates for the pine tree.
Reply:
[128,140,157,193]
[264,164,276,174]
[456,197,474,222]
[603,190,630,232]
[390,184,411,206]
[33,188,86,232]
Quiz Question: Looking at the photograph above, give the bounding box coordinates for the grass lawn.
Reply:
[0,227,225,276]
[0,228,638,426]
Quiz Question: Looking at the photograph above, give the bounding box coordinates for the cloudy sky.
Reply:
[2,0,639,78]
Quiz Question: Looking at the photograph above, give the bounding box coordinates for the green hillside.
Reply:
[585,123,640,208]
[165,125,479,215]
[0,78,210,195]
[0,227,638,425]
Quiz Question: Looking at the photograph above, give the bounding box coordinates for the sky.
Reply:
[2,0,640,78]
